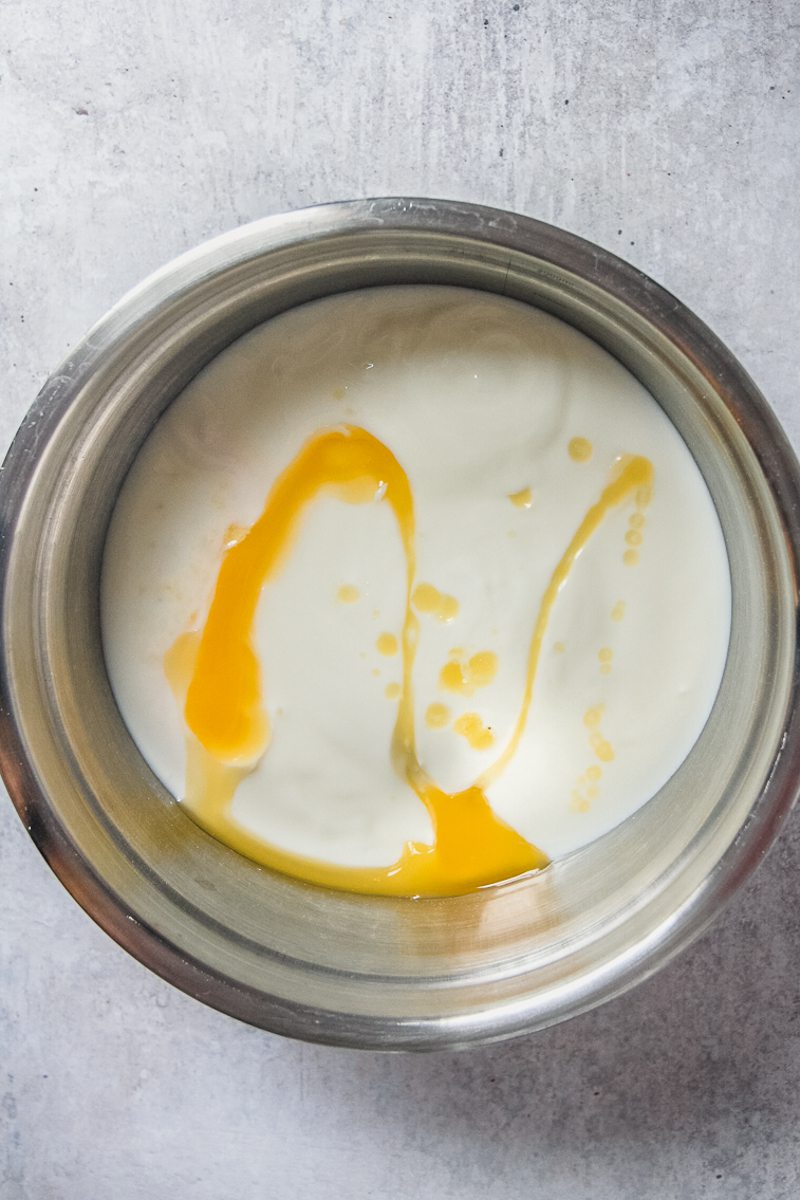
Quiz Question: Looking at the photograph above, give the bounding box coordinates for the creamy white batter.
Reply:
[101,286,731,870]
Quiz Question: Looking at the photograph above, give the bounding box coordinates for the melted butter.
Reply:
[591,732,615,762]
[425,702,451,729]
[454,712,495,751]
[476,453,653,791]
[169,425,653,897]
[439,650,498,696]
[376,632,399,656]
[412,582,460,622]
[583,705,604,729]
[224,523,249,549]
[337,583,360,604]
[508,486,533,509]
[571,707,616,811]
[568,436,593,463]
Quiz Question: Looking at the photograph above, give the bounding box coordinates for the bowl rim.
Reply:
[2,196,800,1050]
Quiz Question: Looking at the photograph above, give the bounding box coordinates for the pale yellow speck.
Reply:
[371,667,380,678]
[568,436,593,463]
[598,647,613,663]
[629,512,646,529]
[586,765,602,783]
[625,529,643,547]
[333,386,346,401]
[636,485,652,507]
[554,641,566,654]
[425,702,451,730]
[611,600,626,622]
[376,632,398,656]
[594,739,615,763]
[449,646,465,658]
[508,486,533,509]
[600,663,613,676]
[336,583,360,604]
[571,792,591,813]
[454,712,494,751]
[384,682,401,701]
[623,548,640,567]
[584,705,604,729]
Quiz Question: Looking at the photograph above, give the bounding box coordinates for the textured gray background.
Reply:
[2,1,800,1197]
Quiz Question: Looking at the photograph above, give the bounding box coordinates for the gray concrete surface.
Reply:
[2,1,800,1196]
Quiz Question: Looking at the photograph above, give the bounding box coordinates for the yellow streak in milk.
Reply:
[168,425,653,897]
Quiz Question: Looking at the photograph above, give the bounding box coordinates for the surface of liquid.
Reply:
[102,286,731,894]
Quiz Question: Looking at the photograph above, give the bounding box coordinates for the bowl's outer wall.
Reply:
[1,199,799,1050]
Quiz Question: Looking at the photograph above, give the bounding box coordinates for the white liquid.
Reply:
[102,286,731,867]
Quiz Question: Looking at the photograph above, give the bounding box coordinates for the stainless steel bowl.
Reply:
[2,198,799,1050]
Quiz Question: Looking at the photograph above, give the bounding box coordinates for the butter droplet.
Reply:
[583,705,604,729]
[336,583,360,604]
[376,632,398,656]
[453,712,494,751]
[439,650,498,695]
[467,651,498,687]
[623,549,640,567]
[611,601,625,622]
[413,582,440,612]
[568,436,593,463]
[440,594,460,622]
[598,647,613,663]
[593,738,615,763]
[425,702,451,729]
[508,486,533,509]
[625,529,643,547]
[440,659,467,693]
[554,641,566,654]
[384,682,401,701]
[413,582,460,623]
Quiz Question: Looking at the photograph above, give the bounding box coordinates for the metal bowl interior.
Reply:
[1,199,799,1050]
